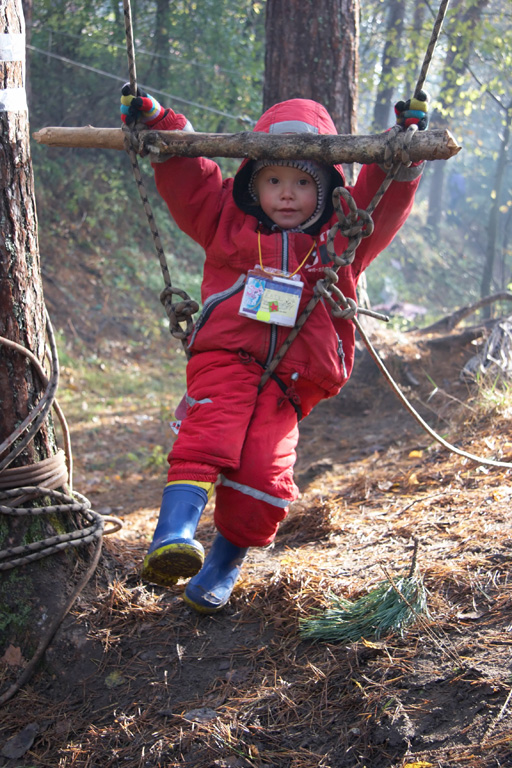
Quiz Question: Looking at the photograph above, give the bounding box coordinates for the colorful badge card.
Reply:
[239,269,304,327]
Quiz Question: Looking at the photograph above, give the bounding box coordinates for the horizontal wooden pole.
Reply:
[32,125,461,164]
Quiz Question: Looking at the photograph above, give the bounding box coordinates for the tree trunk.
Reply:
[21,0,31,104]
[0,0,81,673]
[425,150,447,233]
[372,0,405,132]
[0,0,49,463]
[480,108,511,309]
[403,1,427,96]
[263,0,359,137]
[426,0,490,232]
[152,0,171,86]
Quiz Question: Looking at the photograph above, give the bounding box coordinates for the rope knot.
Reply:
[160,286,199,340]
[326,187,375,268]
[383,123,418,170]
[278,386,301,408]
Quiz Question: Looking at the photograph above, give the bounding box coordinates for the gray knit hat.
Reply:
[249,159,332,231]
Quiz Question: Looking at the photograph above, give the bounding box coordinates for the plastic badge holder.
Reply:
[239,267,304,328]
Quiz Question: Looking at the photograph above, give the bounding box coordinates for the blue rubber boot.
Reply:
[141,484,208,587]
[183,533,248,613]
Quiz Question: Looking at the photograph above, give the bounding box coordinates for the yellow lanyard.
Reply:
[258,231,316,278]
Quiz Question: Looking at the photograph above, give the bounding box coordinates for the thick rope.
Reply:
[0,313,122,704]
[122,0,198,352]
[0,325,72,488]
[415,0,451,97]
[0,312,123,566]
[0,314,63,473]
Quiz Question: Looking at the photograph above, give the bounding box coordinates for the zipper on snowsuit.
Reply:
[264,230,288,368]
[187,275,246,349]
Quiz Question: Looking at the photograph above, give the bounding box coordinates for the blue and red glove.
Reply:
[120,83,166,127]
[394,90,429,130]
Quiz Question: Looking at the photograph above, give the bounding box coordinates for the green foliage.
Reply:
[300,574,428,643]
[471,372,512,420]
[29,0,512,334]
[359,0,512,316]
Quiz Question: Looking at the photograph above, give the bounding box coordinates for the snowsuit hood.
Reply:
[233,99,345,235]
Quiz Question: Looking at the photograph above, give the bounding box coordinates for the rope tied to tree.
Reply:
[0,312,123,704]
[0,312,123,570]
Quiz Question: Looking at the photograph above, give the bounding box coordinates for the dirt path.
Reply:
[1,337,512,768]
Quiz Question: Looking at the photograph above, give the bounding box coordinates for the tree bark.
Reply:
[32,125,461,164]
[372,0,405,132]
[263,0,359,136]
[152,0,171,86]
[403,1,427,96]
[0,0,49,464]
[0,0,81,670]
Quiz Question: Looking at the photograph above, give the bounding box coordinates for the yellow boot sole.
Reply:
[141,541,204,587]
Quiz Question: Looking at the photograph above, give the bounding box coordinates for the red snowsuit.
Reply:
[152,99,423,548]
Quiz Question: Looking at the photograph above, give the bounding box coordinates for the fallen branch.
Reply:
[417,291,512,335]
[32,125,461,164]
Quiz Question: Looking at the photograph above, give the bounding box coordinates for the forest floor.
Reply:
[1,303,512,767]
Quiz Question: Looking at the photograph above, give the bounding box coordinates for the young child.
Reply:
[121,90,428,613]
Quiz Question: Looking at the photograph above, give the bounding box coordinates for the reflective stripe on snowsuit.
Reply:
[167,349,325,548]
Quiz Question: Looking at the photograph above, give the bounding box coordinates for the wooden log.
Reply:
[32,125,461,164]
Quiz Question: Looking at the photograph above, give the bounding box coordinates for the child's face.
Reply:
[254,165,318,230]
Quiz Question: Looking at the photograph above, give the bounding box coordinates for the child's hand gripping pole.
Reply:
[394,90,429,131]
[120,83,166,127]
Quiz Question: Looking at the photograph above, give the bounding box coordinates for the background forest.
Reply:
[26,0,512,353]
[3,4,512,765]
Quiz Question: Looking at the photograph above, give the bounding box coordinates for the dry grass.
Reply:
[2,332,512,767]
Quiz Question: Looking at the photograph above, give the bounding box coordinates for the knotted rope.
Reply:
[258,131,415,389]
[260,0,452,387]
[0,312,122,705]
[122,0,198,351]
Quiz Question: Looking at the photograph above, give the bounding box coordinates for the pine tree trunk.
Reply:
[0,0,82,670]
[0,0,49,462]
[263,0,359,137]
